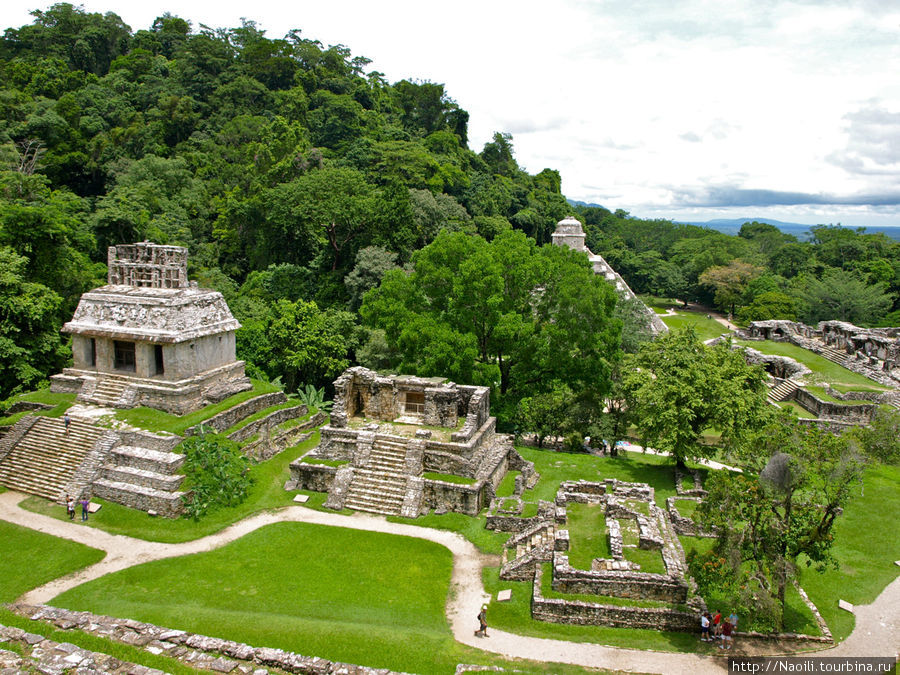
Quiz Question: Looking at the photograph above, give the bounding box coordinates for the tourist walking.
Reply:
[80,496,89,522]
[700,612,710,641]
[66,495,75,521]
[475,605,489,637]
[64,413,70,434]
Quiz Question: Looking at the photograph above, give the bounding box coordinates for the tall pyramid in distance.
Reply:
[551,216,668,336]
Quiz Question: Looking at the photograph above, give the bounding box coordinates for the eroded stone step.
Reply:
[102,465,184,492]
[110,446,184,474]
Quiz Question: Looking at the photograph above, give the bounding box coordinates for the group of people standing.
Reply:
[700,609,737,649]
[65,494,90,522]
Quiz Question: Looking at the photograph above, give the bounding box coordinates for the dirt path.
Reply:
[2,491,897,673]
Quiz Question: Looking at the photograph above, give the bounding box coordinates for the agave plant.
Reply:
[296,384,333,413]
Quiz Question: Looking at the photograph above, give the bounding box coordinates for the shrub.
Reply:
[180,432,253,520]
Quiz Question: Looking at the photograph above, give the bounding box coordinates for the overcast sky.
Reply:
[4,0,900,227]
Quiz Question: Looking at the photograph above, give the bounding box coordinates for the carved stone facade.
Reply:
[50,242,251,414]
[551,216,667,335]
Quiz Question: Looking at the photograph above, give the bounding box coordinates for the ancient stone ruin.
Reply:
[736,319,900,424]
[493,478,704,632]
[287,366,536,517]
[551,215,668,335]
[50,242,251,414]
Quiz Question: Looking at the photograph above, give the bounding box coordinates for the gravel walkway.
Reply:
[2,490,897,674]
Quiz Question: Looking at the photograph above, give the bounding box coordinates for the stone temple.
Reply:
[287,366,536,518]
[50,242,251,414]
[552,216,667,335]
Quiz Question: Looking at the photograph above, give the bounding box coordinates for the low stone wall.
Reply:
[8,603,406,675]
[227,404,308,443]
[794,388,876,423]
[117,429,182,452]
[532,565,696,632]
[552,553,688,604]
[184,392,287,436]
[3,401,53,415]
[243,413,323,461]
[315,426,358,460]
[424,449,472,476]
[666,497,715,537]
[287,461,339,492]
[91,482,183,518]
[422,478,484,516]
[741,347,810,380]
[486,500,555,532]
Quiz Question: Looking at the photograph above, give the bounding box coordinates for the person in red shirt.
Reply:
[712,610,722,638]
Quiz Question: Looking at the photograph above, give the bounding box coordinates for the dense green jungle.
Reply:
[2,3,900,414]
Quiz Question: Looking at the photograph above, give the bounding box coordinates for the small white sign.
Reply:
[87,502,102,513]
[497,589,512,602]
[293,494,310,503]
[838,599,854,613]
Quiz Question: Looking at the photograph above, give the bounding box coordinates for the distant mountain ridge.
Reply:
[566,201,900,241]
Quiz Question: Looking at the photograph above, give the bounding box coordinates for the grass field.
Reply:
[661,312,730,342]
[0,521,105,603]
[48,522,599,675]
[797,462,900,642]
[0,390,77,426]
[566,502,610,568]
[516,446,689,508]
[736,340,886,389]
[0,524,200,675]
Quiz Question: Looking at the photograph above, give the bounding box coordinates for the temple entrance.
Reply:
[154,345,164,375]
[404,391,425,415]
[113,341,136,372]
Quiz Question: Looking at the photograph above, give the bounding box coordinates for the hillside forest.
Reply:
[2,4,900,416]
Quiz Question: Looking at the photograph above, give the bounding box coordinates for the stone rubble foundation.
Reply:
[6,604,412,675]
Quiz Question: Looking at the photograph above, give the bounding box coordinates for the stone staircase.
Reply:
[500,521,557,581]
[78,376,133,408]
[816,345,854,369]
[344,436,409,516]
[92,442,186,518]
[768,379,799,403]
[0,416,105,501]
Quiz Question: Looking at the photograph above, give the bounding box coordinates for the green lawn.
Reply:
[48,522,598,675]
[803,386,873,405]
[517,446,679,509]
[661,312,729,342]
[736,341,886,389]
[777,400,817,418]
[112,379,282,435]
[674,500,698,518]
[566,502,610,568]
[0,521,105,602]
[798,462,900,642]
[388,510,509,554]
[496,470,520,497]
[0,390,77,426]
[20,431,322,542]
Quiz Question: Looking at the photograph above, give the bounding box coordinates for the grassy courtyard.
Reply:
[736,340,887,389]
[661,311,730,342]
[47,522,595,675]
